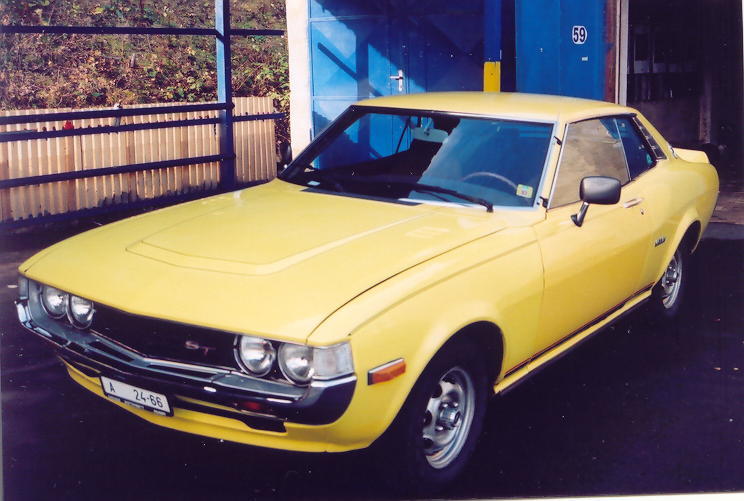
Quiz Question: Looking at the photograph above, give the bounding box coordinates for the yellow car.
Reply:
[16,92,718,493]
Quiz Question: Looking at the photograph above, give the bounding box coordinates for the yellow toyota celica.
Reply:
[16,92,718,494]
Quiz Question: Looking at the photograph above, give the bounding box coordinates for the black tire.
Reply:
[650,246,687,319]
[372,339,489,496]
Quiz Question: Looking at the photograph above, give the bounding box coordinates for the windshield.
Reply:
[281,107,553,209]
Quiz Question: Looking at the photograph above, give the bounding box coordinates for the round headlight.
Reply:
[68,295,94,328]
[41,285,67,318]
[237,336,276,376]
[278,344,314,385]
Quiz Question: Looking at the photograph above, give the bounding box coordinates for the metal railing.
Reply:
[0,0,285,230]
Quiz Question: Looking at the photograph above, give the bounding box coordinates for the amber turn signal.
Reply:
[367,358,406,385]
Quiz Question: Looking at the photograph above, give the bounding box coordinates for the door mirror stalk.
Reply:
[571,202,590,227]
[571,176,621,227]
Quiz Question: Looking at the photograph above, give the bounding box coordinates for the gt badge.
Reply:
[184,340,216,356]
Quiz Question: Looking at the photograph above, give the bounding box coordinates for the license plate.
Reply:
[100,376,172,416]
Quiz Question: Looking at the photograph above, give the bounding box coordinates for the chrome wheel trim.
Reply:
[661,253,682,309]
[421,366,475,470]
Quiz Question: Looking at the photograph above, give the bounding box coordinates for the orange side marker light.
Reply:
[368,358,406,385]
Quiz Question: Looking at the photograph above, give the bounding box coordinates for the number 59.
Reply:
[572,25,587,44]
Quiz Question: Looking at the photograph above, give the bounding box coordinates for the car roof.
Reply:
[355,92,635,123]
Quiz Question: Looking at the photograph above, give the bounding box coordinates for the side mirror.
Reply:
[571,176,621,227]
[277,142,292,174]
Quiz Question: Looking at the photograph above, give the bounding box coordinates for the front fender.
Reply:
[307,228,544,448]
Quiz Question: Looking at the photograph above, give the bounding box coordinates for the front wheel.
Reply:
[373,340,489,496]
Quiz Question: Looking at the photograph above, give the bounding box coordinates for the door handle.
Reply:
[389,69,405,92]
[622,197,644,208]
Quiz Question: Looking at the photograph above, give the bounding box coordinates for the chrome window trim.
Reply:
[611,118,633,182]
[535,122,559,209]
[631,116,667,160]
[547,122,571,210]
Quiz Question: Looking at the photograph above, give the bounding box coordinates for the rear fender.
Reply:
[673,148,710,164]
[658,212,701,282]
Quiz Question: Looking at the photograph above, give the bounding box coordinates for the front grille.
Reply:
[90,305,240,370]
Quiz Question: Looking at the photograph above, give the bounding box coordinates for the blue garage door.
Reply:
[309,0,484,139]
[515,0,607,100]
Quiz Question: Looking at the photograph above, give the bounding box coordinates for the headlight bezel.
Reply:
[40,285,68,319]
[277,341,354,385]
[67,295,95,329]
[234,337,355,386]
[278,343,315,385]
[236,335,277,377]
[36,282,95,328]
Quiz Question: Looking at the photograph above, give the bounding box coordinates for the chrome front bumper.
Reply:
[16,297,356,428]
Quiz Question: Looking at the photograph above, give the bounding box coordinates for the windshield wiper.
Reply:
[293,171,493,212]
[391,181,493,213]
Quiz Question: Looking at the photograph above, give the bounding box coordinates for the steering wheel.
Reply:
[461,171,519,192]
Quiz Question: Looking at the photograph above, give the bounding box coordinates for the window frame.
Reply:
[547,113,660,210]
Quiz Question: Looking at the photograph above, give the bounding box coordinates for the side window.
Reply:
[550,118,630,208]
[616,117,654,179]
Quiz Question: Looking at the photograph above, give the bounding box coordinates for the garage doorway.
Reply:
[619,0,742,182]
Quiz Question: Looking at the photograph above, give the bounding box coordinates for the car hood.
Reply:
[21,180,507,343]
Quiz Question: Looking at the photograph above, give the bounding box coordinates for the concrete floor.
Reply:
[1,219,742,500]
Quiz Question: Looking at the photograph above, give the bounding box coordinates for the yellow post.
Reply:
[483,61,501,92]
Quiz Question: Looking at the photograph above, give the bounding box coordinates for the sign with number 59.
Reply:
[572,25,588,44]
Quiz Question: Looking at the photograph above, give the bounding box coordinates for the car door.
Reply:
[532,116,655,354]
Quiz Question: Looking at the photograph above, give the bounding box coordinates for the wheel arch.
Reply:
[367,320,504,445]
[680,220,702,254]
[436,321,504,388]
[657,215,702,284]
[353,318,506,451]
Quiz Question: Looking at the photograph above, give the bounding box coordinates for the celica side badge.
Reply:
[654,236,667,247]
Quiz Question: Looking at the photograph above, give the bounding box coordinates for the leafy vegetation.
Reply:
[0,0,289,141]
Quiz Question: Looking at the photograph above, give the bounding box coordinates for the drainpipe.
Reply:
[484,0,502,91]
[215,0,235,190]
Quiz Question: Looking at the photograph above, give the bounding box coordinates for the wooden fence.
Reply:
[0,97,277,223]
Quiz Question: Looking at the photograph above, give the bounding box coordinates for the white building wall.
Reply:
[286,0,313,154]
